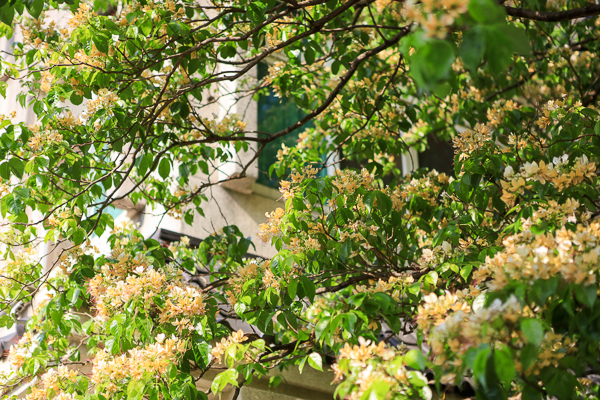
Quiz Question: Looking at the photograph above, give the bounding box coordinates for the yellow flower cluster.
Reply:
[520,331,575,375]
[40,70,55,93]
[0,248,39,289]
[68,3,96,29]
[402,0,470,38]
[258,208,285,243]
[211,329,247,362]
[196,115,247,137]
[0,111,16,122]
[27,124,64,153]
[353,275,415,302]
[338,337,396,369]
[474,221,600,289]
[390,170,450,209]
[500,155,596,206]
[416,291,471,333]
[224,259,291,305]
[84,89,119,120]
[486,99,520,129]
[421,290,576,379]
[277,166,319,202]
[25,366,80,400]
[427,295,522,357]
[453,123,493,162]
[536,99,582,129]
[532,197,591,226]
[92,334,186,394]
[332,168,375,195]
[159,285,207,330]
[55,110,81,128]
[89,265,205,327]
[8,331,39,369]
[333,338,423,400]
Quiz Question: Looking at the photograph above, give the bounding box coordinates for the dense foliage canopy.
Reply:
[1,0,600,399]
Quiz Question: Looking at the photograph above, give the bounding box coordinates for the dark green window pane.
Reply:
[256,63,312,187]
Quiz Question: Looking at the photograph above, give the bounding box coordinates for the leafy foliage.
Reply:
[0,0,600,399]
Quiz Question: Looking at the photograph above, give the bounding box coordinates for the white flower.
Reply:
[441,241,452,254]
[156,333,166,343]
[135,266,145,274]
[503,165,514,178]
[516,245,530,257]
[553,157,561,166]
[553,154,569,166]
[523,161,539,175]
[533,246,549,260]
[422,248,434,262]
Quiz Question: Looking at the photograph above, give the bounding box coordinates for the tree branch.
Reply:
[505,4,600,21]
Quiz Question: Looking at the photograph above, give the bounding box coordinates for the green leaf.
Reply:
[299,355,308,374]
[234,302,247,316]
[70,288,81,306]
[140,18,153,36]
[0,23,13,39]
[499,24,531,56]
[484,26,513,75]
[307,352,323,371]
[269,375,283,388]
[348,293,366,308]
[520,343,537,372]
[460,264,474,282]
[460,27,485,70]
[521,319,544,347]
[404,349,426,370]
[544,369,578,400]
[315,317,329,340]
[574,284,597,308]
[287,279,298,299]
[494,347,516,388]
[372,292,391,311]
[469,0,506,24]
[27,0,44,19]
[71,228,86,245]
[301,275,316,302]
[93,35,109,54]
[331,60,341,75]
[0,5,15,26]
[305,47,315,65]
[473,347,491,388]
[158,158,171,179]
[193,339,212,369]
[531,277,558,306]
[220,45,237,59]
[410,40,455,87]
[70,93,83,105]
[363,191,393,215]
[127,379,146,400]
[211,369,239,394]
[9,158,24,179]
[364,380,390,400]
[0,161,8,180]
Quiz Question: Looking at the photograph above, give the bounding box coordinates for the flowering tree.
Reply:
[1,0,600,399]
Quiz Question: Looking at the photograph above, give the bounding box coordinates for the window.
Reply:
[417,135,455,176]
[256,63,313,188]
